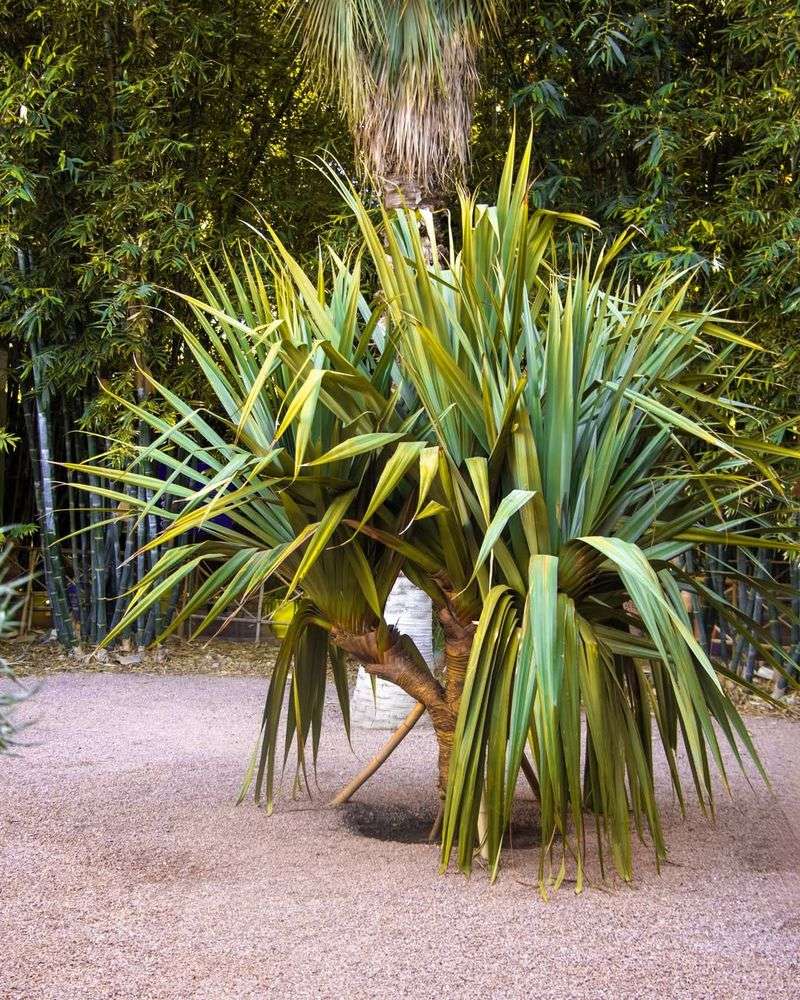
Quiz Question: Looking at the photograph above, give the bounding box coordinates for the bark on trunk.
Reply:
[381,174,445,262]
[439,606,476,715]
[437,606,476,790]
[332,623,456,793]
[382,175,424,211]
[332,602,477,797]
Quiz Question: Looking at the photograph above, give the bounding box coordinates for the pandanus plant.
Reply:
[68,244,448,806]
[329,137,800,885]
[74,140,798,889]
[290,0,499,730]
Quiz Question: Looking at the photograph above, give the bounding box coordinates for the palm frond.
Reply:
[289,0,497,196]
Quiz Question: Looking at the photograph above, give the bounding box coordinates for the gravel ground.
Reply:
[1,673,799,1000]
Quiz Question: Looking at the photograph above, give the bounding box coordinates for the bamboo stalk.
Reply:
[135,482,146,648]
[108,486,137,634]
[709,543,729,663]
[17,245,76,649]
[79,489,92,641]
[37,394,74,645]
[255,581,265,644]
[86,432,107,643]
[105,506,119,602]
[777,562,800,696]
[22,394,74,648]
[21,545,37,637]
[63,410,84,630]
[134,393,154,647]
[0,342,8,524]
[144,500,160,645]
[684,549,707,648]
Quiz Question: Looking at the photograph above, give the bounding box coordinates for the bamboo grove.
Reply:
[58,140,800,890]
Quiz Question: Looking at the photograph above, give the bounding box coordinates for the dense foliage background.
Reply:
[1,0,351,464]
[475,1,799,346]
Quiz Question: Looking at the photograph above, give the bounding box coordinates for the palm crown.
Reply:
[289,0,496,203]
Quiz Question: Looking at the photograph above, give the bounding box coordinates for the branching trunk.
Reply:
[332,606,477,797]
[332,624,456,793]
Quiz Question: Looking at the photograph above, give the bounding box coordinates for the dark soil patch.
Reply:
[343,801,437,843]
[343,798,541,848]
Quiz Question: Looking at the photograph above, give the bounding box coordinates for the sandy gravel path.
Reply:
[1,673,798,1000]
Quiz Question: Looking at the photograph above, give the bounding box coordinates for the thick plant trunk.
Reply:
[351,178,441,733]
[382,175,424,211]
[439,606,475,715]
[333,621,456,793]
[436,606,476,790]
[334,605,477,798]
[350,175,443,733]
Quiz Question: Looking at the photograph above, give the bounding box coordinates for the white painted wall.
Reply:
[350,575,433,730]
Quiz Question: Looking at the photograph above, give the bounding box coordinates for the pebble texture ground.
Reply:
[1,673,799,1000]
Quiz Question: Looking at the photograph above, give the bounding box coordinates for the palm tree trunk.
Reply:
[382,175,424,211]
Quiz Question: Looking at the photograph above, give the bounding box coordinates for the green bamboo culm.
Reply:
[22,394,75,649]
[16,249,75,648]
[85,429,108,644]
[108,484,138,637]
[21,326,76,649]
[63,404,86,636]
